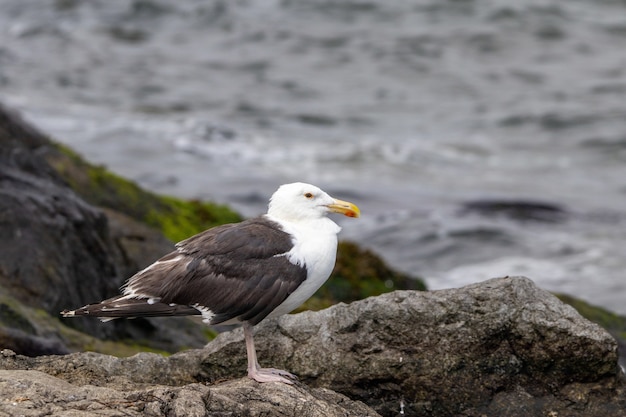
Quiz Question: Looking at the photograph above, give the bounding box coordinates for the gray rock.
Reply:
[0,104,120,336]
[0,369,377,417]
[201,276,625,416]
[0,103,210,352]
[0,326,69,356]
[1,277,624,416]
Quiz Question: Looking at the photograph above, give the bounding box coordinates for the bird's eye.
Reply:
[304,192,314,199]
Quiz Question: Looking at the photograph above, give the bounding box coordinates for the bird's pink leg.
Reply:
[243,323,297,384]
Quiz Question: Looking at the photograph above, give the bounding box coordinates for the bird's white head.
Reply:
[267,182,360,223]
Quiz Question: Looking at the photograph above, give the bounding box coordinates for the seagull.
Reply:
[62,182,360,384]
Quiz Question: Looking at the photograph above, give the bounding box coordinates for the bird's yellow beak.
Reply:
[327,198,360,218]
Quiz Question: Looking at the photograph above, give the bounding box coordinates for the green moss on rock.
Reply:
[46,142,242,242]
[144,195,242,243]
[0,299,36,334]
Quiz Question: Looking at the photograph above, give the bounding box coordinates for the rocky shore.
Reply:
[1,103,625,416]
[0,103,421,356]
[1,277,625,416]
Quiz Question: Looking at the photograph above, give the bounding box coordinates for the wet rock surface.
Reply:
[0,103,209,353]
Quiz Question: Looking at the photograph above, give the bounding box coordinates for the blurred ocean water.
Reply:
[1,0,625,312]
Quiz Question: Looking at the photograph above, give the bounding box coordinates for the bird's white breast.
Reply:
[266,216,340,318]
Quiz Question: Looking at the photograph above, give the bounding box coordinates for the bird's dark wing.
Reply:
[120,216,307,325]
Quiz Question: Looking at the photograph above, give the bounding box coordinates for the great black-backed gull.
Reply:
[61,182,360,384]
